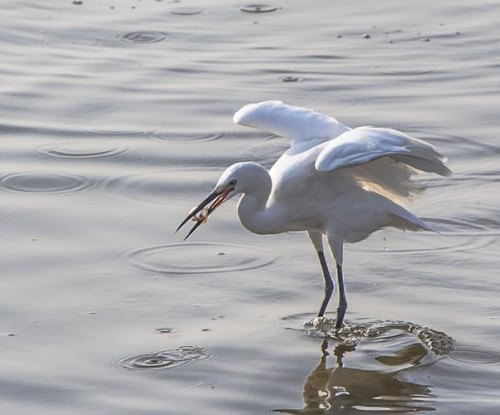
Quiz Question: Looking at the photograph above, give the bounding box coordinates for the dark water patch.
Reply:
[384,29,403,35]
[424,216,500,238]
[0,123,107,139]
[73,102,123,116]
[240,4,278,13]
[171,7,205,15]
[40,30,131,49]
[85,128,142,137]
[0,173,95,195]
[118,31,167,43]
[39,143,127,159]
[242,140,289,168]
[304,54,346,60]
[125,242,276,275]
[34,101,124,118]
[155,328,176,334]
[117,346,210,370]
[278,76,303,83]
[42,35,101,48]
[380,29,466,46]
[108,171,177,206]
[251,46,281,50]
[378,233,497,256]
[377,69,441,77]
[410,129,500,155]
[401,32,466,43]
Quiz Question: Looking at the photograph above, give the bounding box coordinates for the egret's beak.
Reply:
[176,188,231,241]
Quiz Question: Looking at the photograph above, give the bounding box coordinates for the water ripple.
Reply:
[108,167,223,207]
[449,345,500,365]
[125,242,276,275]
[39,143,127,159]
[242,139,289,168]
[118,31,167,44]
[0,172,95,195]
[378,233,497,256]
[85,128,142,137]
[144,130,226,143]
[42,35,101,48]
[171,7,205,15]
[240,4,278,13]
[280,313,454,361]
[116,346,210,370]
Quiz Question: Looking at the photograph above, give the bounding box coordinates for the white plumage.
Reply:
[178,101,451,329]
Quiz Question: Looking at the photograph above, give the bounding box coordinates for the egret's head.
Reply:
[176,162,262,240]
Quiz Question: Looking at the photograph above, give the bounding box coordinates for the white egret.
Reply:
[177,101,451,329]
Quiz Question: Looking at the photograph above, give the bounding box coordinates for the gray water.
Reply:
[1,1,500,414]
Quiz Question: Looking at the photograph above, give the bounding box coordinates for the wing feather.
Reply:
[233,101,349,148]
[315,127,452,176]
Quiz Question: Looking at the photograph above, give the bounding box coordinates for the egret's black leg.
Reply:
[335,264,347,330]
[316,250,334,317]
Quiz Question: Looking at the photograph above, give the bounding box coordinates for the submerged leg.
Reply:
[317,250,334,317]
[335,264,347,330]
[327,235,347,330]
[307,231,334,318]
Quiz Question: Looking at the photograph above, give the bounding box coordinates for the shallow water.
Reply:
[1,0,500,414]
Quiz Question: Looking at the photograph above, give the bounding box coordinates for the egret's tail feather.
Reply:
[388,204,437,233]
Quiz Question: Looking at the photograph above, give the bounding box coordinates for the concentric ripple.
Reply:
[365,232,497,256]
[144,130,226,143]
[240,4,278,13]
[39,143,127,159]
[117,346,210,370]
[118,31,167,43]
[126,242,276,275]
[0,172,94,195]
[449,345,500,365]
[280,313,454,360]
[171,7,205,15]
[108,168,222,207]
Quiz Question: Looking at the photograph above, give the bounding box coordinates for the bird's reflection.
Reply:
[275,339,435,414]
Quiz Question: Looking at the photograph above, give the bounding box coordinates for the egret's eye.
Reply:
[228,180,237,186]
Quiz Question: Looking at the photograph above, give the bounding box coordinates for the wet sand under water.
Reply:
[1,0,500,414]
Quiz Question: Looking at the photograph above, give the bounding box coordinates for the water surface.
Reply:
[1,0,500,414]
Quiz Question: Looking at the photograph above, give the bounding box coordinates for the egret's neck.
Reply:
[237,167,278,235]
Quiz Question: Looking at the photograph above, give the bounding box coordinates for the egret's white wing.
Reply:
[315,127,452,176]
[233,101,350,149]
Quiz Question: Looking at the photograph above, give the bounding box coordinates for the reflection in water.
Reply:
[275,339,435,414]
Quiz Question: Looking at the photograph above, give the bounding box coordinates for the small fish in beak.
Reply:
[191,206,209,223]
[177,187,231,240]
